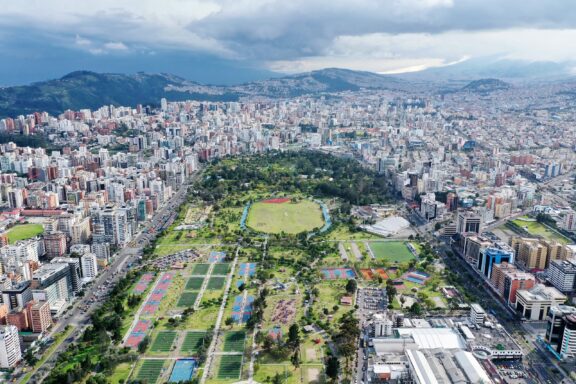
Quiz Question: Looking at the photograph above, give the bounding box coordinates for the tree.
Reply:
[345,279,357,294]
[325,356,340,381]
[138,335,150,353]
[272,372,283,384]
[225,317,235,328]
[409,302,423,316]
[288,323,300,348]
[291,350,301,368]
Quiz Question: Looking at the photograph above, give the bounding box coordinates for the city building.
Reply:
[477,247,514,279]
[548,258,576,294]
[43,231,67,259]
[0,325,22,368]
[515,284,567,321]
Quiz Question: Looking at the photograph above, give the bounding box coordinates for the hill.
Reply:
[0,68,409,117]
[461,78,512,93]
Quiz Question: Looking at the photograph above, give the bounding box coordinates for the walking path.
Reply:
[338,241,348,261]
[364,241,376,259]
[194,263,216,310]
[351,242,363,261]
[200,246,240,384]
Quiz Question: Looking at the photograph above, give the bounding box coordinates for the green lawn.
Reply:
[369,241,415,263]
[135,360,166,383]
[7,224,44,243]
[217,355,243,379]
[181,331,208,354]
[192,263,211,275]
[150,331,177,353]
[223,331,245,352]
[213,263,230,275]
[177,292,199,307]
[511,217,571,244]
[246,199,325,234]
[207,277,226,290]
[110,362,132,384]
[186,277,205,290]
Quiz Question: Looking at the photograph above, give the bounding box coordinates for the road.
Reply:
[22,177,193,384]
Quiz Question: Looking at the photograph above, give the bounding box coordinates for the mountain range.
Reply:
[0,58,574,117]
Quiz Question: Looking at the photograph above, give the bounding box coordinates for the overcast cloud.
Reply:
[1,0,576,82]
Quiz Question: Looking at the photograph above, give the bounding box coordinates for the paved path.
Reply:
[338,241,348,261]
[194,263,216,310]
[350,242,363,260]
[200,245,240,384]
[364,241,376,259]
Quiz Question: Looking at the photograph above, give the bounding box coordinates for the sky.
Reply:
[1,0,576,85]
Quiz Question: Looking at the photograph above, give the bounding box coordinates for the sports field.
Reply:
[217,355,243,379]
[7,224,44,243]
[207,276,226,290]
[246,199,324,234]
[212,263,230,275]
[181,331,207,354]
[177,292,199,307]
[186,277,205,290]
[511,217,571,244]
[192,263,210,275]
[369,241,415,263]
[135,360,165,383]
[223,331,245,352]
[150,331,177,352]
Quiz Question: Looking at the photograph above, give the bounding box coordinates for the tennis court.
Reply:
[135,360,165,383]
[321,267,356,280]
[169,359,196,383]
[212,263,230,275]
[185,277,205,290]
[150,331,177,353]
[177,292,199,307]
[180,331,208,354]
[238,262,257,277]
[192,263,210,275]
[223,331,246,352]
[207,276,226,289]
[217,355,243,379]
[209,251,227,262]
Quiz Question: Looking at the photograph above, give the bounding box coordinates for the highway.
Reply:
[21,179,192,384]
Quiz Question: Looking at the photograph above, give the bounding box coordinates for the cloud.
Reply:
[2,0,576,74]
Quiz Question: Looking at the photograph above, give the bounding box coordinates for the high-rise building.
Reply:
[0,325,22,368]
[457,211,482,234]
[546,305,576,356]
[51,258,81,294]
[28,300,52,333]
[561,211,576,232]
[477,248,514,279]
[80,253,98,280]
[548,258,576,294]
[559,315,576,358]
[43,231,67,259]
[31,263,72,306]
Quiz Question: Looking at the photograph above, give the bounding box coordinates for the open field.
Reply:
[207,276,226,290]
[223,331,246,352]
[135,360,166,383]
[186,277,205,290]
[7,223,44,243]
[192,263,211,275]
[177,291,199,307]
[213,263,230,275]
[150,331,177,353]
[368,241,415,263]
[217,355,243,379]
[181,331,208,354]
[511,217,571,244]
[246,199,324,234]
[109,362,131,384]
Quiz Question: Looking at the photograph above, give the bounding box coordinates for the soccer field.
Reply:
[223,331,245,352]
[246,199,324,234]
[177,292,199,307]
[217,355,243,379]
[181,331,208,354]
[192,263,210,275]
[7,224,44,243]
[150,331,177,352]
[207,277,226,290]
[369,241,415,263]
[135,360,165,383]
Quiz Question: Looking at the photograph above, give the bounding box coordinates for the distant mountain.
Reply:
[461,78,512,93]
[0,68,410,117]
[396,57,576,84]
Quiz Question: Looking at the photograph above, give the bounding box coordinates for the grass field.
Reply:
[177,292,199,307]
[246,199,324,234]
[369,241,415,263]
[192,264,211,275]
[186,277,205,290]
[181,331,208,354]
[7,224,44,243]
[207,277,226,290]
[223,331,245,352]
[150,331,177,352]
[109,362,131,384]
[135,360,165,383]
[217,355,243,379]
[511,217,571,244]
[213,263,230,275]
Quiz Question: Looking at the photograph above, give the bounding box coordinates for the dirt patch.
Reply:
[306,348,317,361]
[308,368,320,383]
[270,298,296,324]
[263,198,290,204]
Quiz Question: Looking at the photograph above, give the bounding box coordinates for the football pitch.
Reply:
[246,199,324,234]
[135,360,165,383]
[150,331,177,352]
[368,241,415,263]
[223,331,245,352]
[177,292,199,307]
[217,355,243,379]
[181,331,208,354]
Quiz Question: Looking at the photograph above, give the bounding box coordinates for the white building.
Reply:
[0,325,22,368]
[548,258,576,294]
[80,253,98,280]
[516,284,567,321]
[470,303,486,326]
